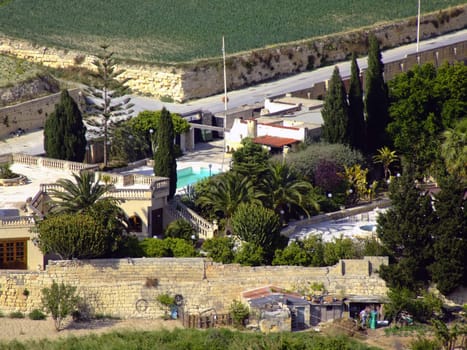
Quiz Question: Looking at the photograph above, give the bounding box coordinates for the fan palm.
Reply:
[48,171,118,214]
[441,120,467,179]
[373,146,398,180]
[259,162,318,219]
[196,171,262,231]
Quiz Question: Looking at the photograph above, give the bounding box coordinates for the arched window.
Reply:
[128,214,143,232]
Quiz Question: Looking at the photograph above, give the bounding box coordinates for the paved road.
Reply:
[129,29,467,116]
[2,29,466,156]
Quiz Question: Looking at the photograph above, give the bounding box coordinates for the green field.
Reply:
[0,0,465,64]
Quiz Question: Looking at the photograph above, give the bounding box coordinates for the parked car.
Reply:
[12,128,25,137]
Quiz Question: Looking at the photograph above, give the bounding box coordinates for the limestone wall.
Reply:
[0,6,465,102]
[0,256,388,318]
[0,89,82,139]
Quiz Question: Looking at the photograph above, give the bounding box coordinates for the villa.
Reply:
[0,152,219,270]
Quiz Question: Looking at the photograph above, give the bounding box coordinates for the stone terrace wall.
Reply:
[0,257,388,319]
[0,89,82,139]
[0,5,465,102]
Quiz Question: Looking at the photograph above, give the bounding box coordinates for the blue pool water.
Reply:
[176,167,218,189]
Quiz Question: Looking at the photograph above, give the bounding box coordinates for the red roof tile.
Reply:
[253,135,300,148]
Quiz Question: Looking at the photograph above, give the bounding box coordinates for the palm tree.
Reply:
[259,162,318,220]
[47,171,117,214]
[196,171,262,232]
[373,146,398,180]
[441,120,467,179]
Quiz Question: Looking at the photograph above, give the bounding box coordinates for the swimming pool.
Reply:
[177,166,219,189]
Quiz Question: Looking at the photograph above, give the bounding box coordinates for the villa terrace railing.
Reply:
[109,189,152,200]
[167,199,217,240]
[94,171,169,190]
[39,184,155,201]
[12,153,99,172]
[0,216,35,227]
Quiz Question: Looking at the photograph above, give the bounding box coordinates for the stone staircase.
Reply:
[166,199,218,240]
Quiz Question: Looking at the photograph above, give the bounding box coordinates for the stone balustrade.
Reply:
[171,200,217,239]
[11,153,98,172]
[12,153,39,166]
[39,183,63,193]
[109,189,152,200]
[0,216,35,227]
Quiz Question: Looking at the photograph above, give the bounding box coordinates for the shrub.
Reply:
[9,311,25,319]
[29,309,46,320]
[202,237,235,263]
[229,300,249,328]
[140,237,197,258]
[42,280,81,331]
[164,219,197,242]
[156,293,176,319]
[0,163,19,179]
[0,310,4,317]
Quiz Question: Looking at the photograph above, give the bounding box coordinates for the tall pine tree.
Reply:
[153,107,177,199]
[429,175,467,295]
[364,34,389,154]
[85,45,133,168]
[321,66,349,145]
[44,90,87,162]
[348,53,365,152]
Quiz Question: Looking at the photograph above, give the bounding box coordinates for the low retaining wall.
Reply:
[0,257,388,319]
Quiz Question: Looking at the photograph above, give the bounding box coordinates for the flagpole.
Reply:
[223,36,228,111]
[416,0,421,53]
[221,36,228,171]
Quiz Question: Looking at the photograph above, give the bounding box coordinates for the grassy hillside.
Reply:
[0,55,44,87]
[0,0,465,64]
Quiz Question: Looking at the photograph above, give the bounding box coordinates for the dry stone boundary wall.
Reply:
[0,89,82,139]
[0,257,388,319]
[0,6,466,102]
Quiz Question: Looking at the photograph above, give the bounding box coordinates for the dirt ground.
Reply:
[0,317,182,343]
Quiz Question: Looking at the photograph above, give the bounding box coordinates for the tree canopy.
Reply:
[365,34,389,154]
[85,45,134,167]
[377,165,466,294]
[387,62,467,177]
[153,107,177,199]
[321,66,349,145]
[348,53,366,152]
[47,172,116,214]
[44,90,87,162]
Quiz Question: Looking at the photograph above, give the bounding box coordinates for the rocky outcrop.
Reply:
[0,74,59,107]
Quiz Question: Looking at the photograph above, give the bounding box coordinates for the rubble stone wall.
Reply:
[0,256,388,319]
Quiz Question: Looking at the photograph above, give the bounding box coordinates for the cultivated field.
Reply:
[0,0,465,64]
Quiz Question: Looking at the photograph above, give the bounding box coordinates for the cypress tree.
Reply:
[364,34,389,154]
[153,107,177,199]
[348,53,366,152]
[44,90,87,162]
[321,66,349,144]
